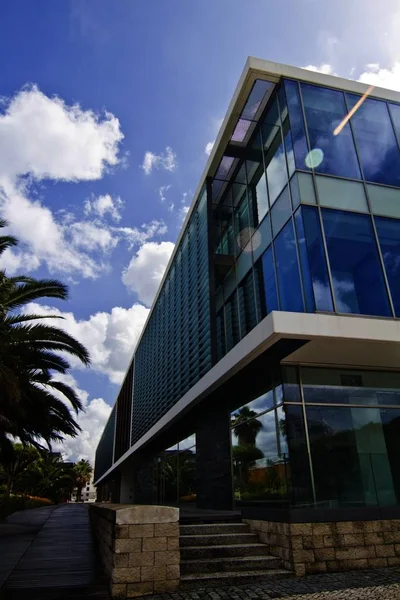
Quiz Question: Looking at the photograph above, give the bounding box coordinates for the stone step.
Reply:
[180,569,293,588]
[181,543,271,560]
[180,554,282,574]
[180,523,250,536]
[180,532,259,547]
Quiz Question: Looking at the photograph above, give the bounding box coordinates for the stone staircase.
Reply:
[179,521,293,587]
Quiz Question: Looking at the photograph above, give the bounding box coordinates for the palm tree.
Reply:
[0,442,40,498]
[232,406,263,446]
[0,219,90,453]
[73,459,93,502]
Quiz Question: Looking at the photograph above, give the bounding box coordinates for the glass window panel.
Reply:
[284,131,295,177]
[253,212,272,263]
[255,172,269,223]
[271,185,292,237]
[294,208,315,312]
[223,266,238,300]
[316,176,368,212]
[231,389,275,418]
[285,404,313,506]
[322,209,391,316]
[389,102,400,141]
[367,184,400,219]
[290,174,301,210]
[224,293,240,352]
[347,95,400,187]
[266,140,288,207]
[274,219,304,312]
[302,367,400,406]
[236,243,252,284]
[301,83,361,179]
[375,216,400,316]
[282,365,301,402]
[238,270,257,337]
[298,172,317,204]
[307,405,400,507]
[284,79,310,170]
[261,245,279,313]
[301,206,334,311]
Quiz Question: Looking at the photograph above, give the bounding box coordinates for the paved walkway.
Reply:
[1,506,400,599]
[150,568,400,600]
[0,504,108,599]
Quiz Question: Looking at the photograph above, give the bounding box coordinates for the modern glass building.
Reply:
[94,58,400,516]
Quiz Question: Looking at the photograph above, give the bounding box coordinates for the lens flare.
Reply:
[237,227,262,252]
[305,148,324,169]
[333,85,375,136]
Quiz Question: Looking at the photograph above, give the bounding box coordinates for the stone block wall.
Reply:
[244,518,400,576]
[89,504,180,598]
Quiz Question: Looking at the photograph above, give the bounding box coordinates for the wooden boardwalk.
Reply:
[0,504,109,599]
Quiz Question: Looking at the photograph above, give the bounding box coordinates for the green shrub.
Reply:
[0,494,53,518]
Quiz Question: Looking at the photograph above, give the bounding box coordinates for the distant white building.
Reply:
[71,476,96,502]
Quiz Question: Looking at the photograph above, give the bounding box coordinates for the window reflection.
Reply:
[284,79,310,170]
[322,209,391,316]
[347,95,400,187]
[375,216,400,316]
[261,246,279,313]
[307,405,400,507]
[274,219,304,312]
[301,84,361,179]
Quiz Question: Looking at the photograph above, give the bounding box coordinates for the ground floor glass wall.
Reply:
[153,434,196,506]
[231,366,400,508]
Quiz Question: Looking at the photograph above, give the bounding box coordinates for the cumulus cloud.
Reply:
[23,302,150,385]
[141,147,177,175]
[122,241,174,306]
[302,64,337,75]
[0,84,125,278]
[205,141,215,155]
[84,194,123,222]
[357,62,400,91]
[0,84,122,182]
[49,373,112,464]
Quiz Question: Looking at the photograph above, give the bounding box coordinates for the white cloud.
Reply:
[205,141,215,155]
[122,241,174,306]
[302,64,337,75]
[49,373,112,465]
[0,84,123,182]
[0,85,125,278]
[84,194,123,222]
[141,147,177,175]
[158,185,171,203]
[23,302,150,385]
[70,221,118,253]
[113,220,168,249]
[357,62,400,91]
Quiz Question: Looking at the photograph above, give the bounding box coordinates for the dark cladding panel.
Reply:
[114,360,134,462]
[94,405,116,482]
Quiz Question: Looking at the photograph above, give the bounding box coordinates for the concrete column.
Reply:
[196,402,234,509]
[119,469,134,504]
[133,455,155,505]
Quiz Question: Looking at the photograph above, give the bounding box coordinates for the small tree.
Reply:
[73,459,93,502]
[0,443,40,498]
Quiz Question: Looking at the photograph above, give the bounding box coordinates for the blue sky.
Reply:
[0,0,399,462]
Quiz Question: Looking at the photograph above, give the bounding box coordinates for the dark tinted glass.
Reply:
[347,95,400,187]
[274,219,304,312]
[389,103,400,141]
[322,209,391,317]
[375,217,400,316]
[302,367,400,406]
[307,405,400,507]
[301,206,334,311]
[261,246,279,313]
[283,79,310,170]
[294,208,315,312]
[301,84,361,179]
[284,405,313,506]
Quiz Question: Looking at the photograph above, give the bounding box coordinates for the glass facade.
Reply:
[153,434,196,506]
[95,70,400,495]
[214,78,400,360]
[232,366,400,508]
